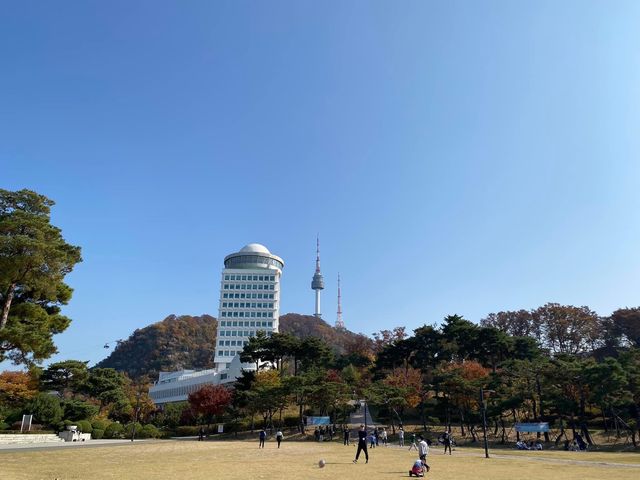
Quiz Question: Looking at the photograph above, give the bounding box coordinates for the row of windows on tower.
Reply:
[221,302,274,309]
[223,284,275,291]
[224,274,276,281]
[219,320,274,328]
[219,339,248,347]
[218,326,273,337]
[220,311,274,318]
[217,350,241,357]
[222,293,274,300]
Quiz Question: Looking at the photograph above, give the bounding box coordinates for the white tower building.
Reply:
[311,236,325,318]
[149,243,283,405]
[214,243,284,370]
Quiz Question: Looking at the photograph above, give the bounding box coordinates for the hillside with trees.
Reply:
[95,314,218,379]
[95,313,373,380]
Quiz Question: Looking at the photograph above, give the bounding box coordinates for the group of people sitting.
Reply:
[515,439,543,450]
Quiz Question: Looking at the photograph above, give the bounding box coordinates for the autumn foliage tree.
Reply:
[188,384,233,428]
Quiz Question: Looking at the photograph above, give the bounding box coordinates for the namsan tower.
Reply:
[336,273,345,329]
[311,236,325,318]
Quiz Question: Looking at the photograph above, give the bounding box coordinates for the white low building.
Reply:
[149,243,284,406]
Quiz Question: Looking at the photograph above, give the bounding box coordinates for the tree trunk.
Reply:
[500,417,506,444]
[0,283,16,330]
[459,409,465,436]
[512,409,520,442]
[299,403,304,433]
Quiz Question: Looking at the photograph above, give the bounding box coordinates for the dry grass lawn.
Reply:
[1,439,639,480]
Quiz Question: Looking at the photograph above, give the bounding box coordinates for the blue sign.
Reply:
[306,416,331,426]
[515,423,549,433]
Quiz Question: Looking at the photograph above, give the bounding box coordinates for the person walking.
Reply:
[417,435,431,472]
[343,425,350,446]
[275,430,283,448]
[443,431,452,455]
[408,432,418,451]
[259,429,266,448]
[398,427,405,447]
[353,424,369,464]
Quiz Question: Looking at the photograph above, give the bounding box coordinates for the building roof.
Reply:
[240,243,271,254]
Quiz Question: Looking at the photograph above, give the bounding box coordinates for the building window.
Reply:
[224,275,229,280]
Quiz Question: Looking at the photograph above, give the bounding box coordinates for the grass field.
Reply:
[1,439,639,480]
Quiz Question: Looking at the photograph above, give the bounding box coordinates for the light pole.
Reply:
[363,398,368,431]
[480,388,495,458]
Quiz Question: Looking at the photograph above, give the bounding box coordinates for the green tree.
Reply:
[27,393,63,427]
[0,189,82,366]
[610,308,640,348]
[82,368,128,414]
[40,360,89,396]
[62,399,99,421]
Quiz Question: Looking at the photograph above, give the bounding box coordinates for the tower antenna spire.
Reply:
[315,234,321,273]
[336,273,345,329]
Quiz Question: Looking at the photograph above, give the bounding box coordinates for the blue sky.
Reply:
[2,1,639,367]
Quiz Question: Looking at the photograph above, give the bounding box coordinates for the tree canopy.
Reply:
[0,189,82,366]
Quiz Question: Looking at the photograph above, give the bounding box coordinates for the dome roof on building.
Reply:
[239,243,271,254]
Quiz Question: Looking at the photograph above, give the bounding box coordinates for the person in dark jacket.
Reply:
[353,424,369,464]
[259,429,266,448]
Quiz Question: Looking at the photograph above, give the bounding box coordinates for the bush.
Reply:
[91,419,110,431]
[282,416,299,428]
[104,422,124,439]
[139,424,160,439]
[124,422,143,439]
[175,425,200,437]
[92,428,104,439]
[76,419,93,433]
[0,422,10,430]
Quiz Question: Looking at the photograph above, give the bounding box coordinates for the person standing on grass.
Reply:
[417,435,430,472]
[275,430,283,448]
[443,431,452,455]
[398,427,405,447]
[343,425,350,446]
[408,432,418,451]
[381,428,388,446]
[353,424,369,464]
[259,429,266,448]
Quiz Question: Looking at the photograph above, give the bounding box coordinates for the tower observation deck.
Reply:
[311,236,324,318]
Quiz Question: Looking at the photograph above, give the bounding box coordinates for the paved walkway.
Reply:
[0,439,155,453]
[349,399,376,427]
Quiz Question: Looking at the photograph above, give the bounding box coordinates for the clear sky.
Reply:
[2,1,639,367]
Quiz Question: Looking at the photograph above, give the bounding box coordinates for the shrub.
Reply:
[76,420,93,433]
[104,422,124,439]
[140,424,160,439]
[124,422,143,439]
[175,425,200,437]
[92,428,104,439]
[91,419,109,431]
[0,422,9,430]
[282,416,299,428]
